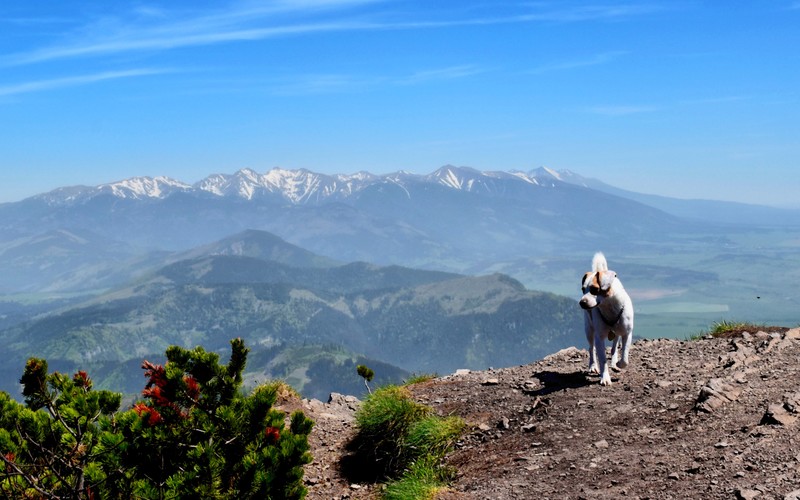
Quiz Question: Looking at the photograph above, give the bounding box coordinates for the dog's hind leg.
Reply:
[616,330,633,369]
[616,314,634,369]
[609,335,621,371]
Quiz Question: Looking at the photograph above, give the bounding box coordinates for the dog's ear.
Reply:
[597,270,617,294]
[581,272,591,290]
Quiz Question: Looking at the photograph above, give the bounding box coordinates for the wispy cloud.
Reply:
[585,104,658,116]
[2,22,365,67]
[1,2,661,67]
[0,69,169,97]
[1,17,73,27]
[517,3,664,22]
[1,0,382,67]
[0,2,659,96]
[271,64,485,94]
[270,73,379,95]
[398,65,485,85]
[530,51,627,74]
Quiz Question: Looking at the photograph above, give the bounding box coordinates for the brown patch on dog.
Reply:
[595,270,618,297]
[588,271,616,297]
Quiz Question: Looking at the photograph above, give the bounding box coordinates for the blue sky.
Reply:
[1,1,799,207]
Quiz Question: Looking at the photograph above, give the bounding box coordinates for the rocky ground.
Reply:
[282,327,800,499]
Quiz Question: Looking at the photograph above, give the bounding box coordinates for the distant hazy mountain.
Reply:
[0,230,580,399]
[168,229,339,269]
[2,165,797,299]
[25,166,564,206]
[24,166,798,227]
[0,228,162,293]
[536,167,800,226]
[0,166,692,278]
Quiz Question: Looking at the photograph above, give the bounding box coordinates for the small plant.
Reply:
[707,320,764,337]
[383,456,453,500]
[351,385,464,499]
[404,415,465,460]
[357,364,375,394]
[354,385,429,473]
[687,320,767,340]
[403,373,437,386]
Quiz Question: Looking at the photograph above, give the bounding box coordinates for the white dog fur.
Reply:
[579,252,634,386]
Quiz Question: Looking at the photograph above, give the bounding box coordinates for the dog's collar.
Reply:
[597,303,624,327]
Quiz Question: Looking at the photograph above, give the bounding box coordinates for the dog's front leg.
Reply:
[585,315,599,374]
[588,343,598,374]
[593,326,612,386]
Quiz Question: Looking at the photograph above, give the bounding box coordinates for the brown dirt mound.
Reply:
[296,326,800,499]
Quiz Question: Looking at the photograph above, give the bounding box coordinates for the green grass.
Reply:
[354,386,431,472]
[352,385,464,498]
[686,320,768,341]
[383,457,456,500]
[403,373,437,385]
[404,415,464,460]
[708,320,763,336]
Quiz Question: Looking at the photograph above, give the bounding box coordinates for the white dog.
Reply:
[579,252,634,386]
[580,252,609,375]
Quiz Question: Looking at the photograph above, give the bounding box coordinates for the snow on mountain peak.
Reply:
[529,166,562,181]
[435,166,466,189]
[429,165,486,190]
[101,176,191,199]
[426,165,547,194]
[193,168,269,199]
[30,165,574,206]
[508,171,539,185]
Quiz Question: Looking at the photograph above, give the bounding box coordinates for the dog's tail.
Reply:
[592,252,608,272]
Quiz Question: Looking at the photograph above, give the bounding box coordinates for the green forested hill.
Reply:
[0,239,582,399]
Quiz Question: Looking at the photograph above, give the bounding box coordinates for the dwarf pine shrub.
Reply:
[0,338,314,499]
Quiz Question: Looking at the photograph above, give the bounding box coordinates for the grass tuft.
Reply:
[351,384,464,498]
[269,380,301,402]
[354,386,432,474]
[403,373,437,386]
[383,457,453,500]
[405,415,465,460]
[687,320,770,341]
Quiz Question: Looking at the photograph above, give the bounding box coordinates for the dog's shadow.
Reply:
[527,370,593,396]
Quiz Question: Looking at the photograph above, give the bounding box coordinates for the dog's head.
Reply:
[579,270,617,310]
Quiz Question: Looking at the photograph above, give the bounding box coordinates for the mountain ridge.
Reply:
[0,229,581,399]
[26,166,574,206]
[20,165,797,216]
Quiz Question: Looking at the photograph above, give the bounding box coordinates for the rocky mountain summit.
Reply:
[287,327,800,499]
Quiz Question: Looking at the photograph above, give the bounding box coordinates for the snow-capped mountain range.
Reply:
[2,162,799,298]
[32,166,585,206]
